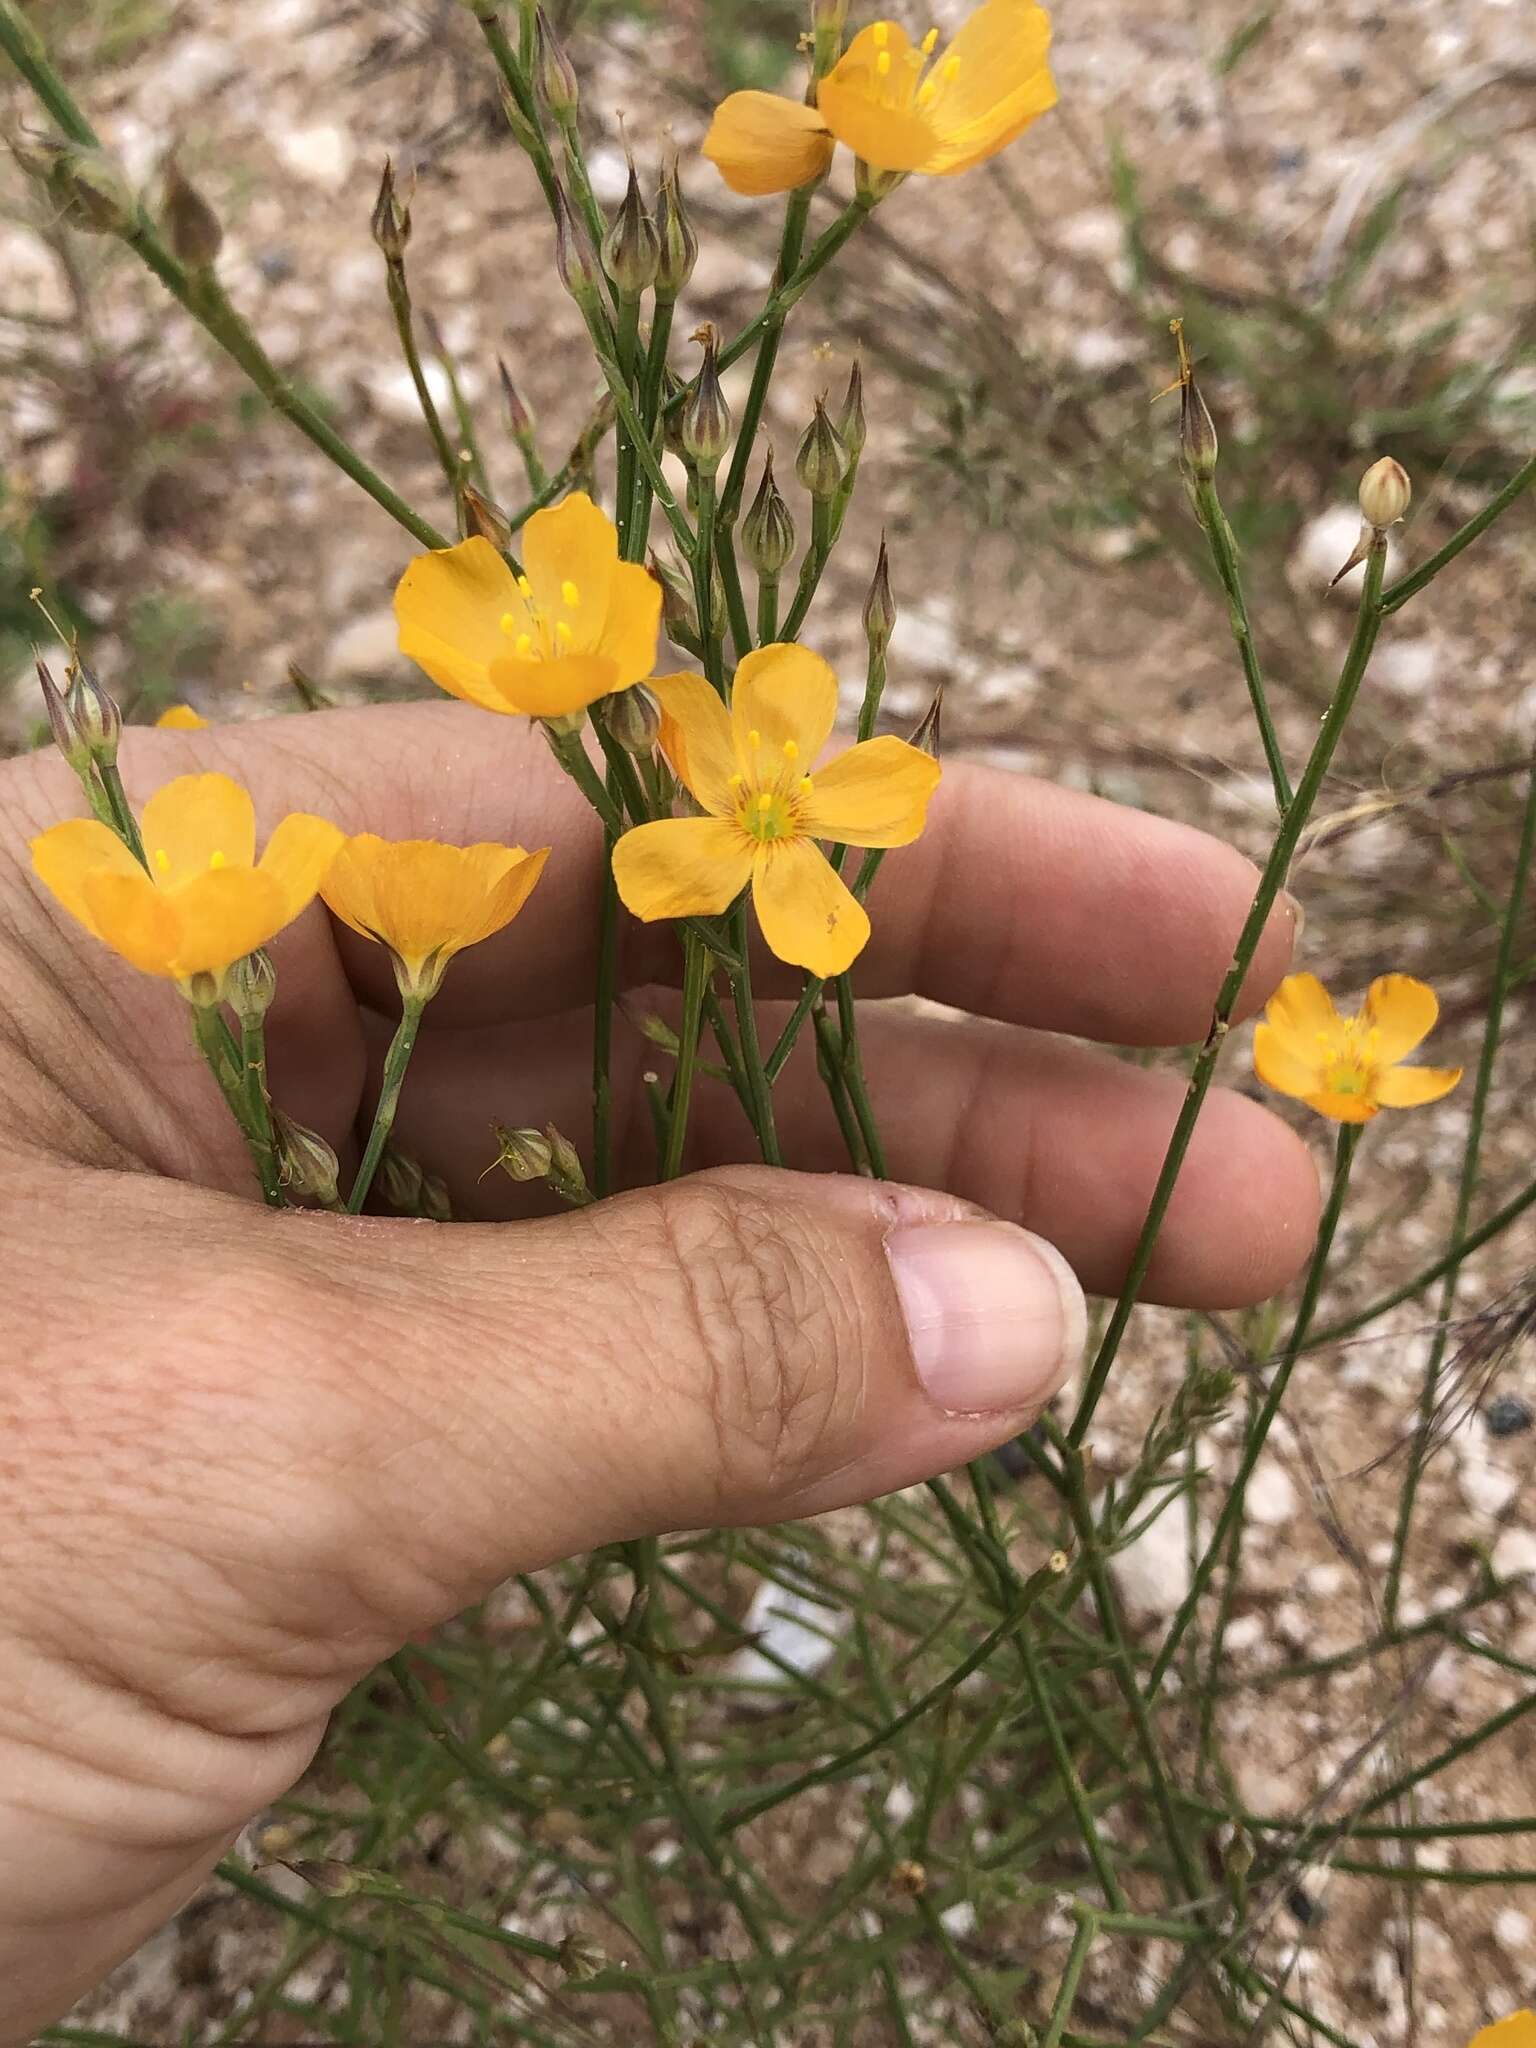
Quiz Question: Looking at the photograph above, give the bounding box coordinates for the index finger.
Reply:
[129,701,1295,1044]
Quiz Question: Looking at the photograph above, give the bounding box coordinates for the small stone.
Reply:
[1494,1907,1532,1955]
[1245,1461,1297,1527]
[1109,1502,1195,1622]
[365,361,455,426]
[1493,1528,1536,1580]
[1486,1396,1532,1439]
[325,608,402,680]
[276,124,356,193]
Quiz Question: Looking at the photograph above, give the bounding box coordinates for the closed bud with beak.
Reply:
[653,150,698,301]
[161,153,222,270]
[795,399,847,500]
[681,326,732,473]
[602,159,660,299]
[742,451,796,578]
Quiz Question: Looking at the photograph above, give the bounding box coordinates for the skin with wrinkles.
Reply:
[0,703,1318,2039]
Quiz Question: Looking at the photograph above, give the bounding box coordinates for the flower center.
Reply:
[152,845,226,883]
[866,20,961,112]
[1317,1018,1382,1097]
[731,733,814,844]
[499,575,582,663]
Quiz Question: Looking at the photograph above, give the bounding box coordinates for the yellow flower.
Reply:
[1253,973,1462,1124]
[154,704,209,729]
[611,644,940,978]
[393,491,661,719]
[31,773,342,989]
[321,834,550,998]
[702,0,1056,197]
[1471,2019,1536,2048]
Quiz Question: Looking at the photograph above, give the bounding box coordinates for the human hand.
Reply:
[0,702,1317,2038]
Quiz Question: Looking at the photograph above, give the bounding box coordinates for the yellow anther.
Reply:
[728,771,746,789]
[942,53,961,79]
[748,728,761,749]
[561,580,580,608]
[917,78,938,104]
[872,20,889,44]
[515,633,534,658]
[757,792,773,813]
[209,850,226,870]
[876,49,892,74]
[499,611,518,636]
[555,620,574,646]
[782,739,799,762]
[799,775,813,794]
[517,575,533,599]
[153,847,170,875]
[920,26,939,53]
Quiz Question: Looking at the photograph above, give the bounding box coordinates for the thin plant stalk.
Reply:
[728,904,782,1167]
[663,933,710,1181]
[383,260,460,496]
[189,1000,283,1208]
[349,996,427,1213]
[1192,473,1291,812]
[1381,452,1536,613]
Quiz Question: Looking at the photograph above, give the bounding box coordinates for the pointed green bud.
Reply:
[275,1112,341,1209]
[552,183,602,306]
[14,137,136,236]
[1179,375,1218,481]
[65,660,121,768]
[795,398,846,500]
[370,155,411,264]
[604,685,661,757]
[863,536,896,652]
[459,482,512,550]
[227,949,277,1024]
[742,451,796,578]
[419,1171,453,1222]
[377,1146,425,1213]
[910,681,943,759]
[36,655,89,775]
[161,153,222,270]
[602,159,660,298]
[535,7,579,118]
[836,360,866,460]
[493,1124,554,1182]
[653,151,698,301]
[649,548,699,645]
[544,1124,590,1204]
[681,326,732,473]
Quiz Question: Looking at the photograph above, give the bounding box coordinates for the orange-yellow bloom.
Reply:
[1471,2018,1536,2048]
[702,0,1056,197]
[1253,973,1462,1124]
[321,834,550,998]
[154,704,209,730]
[31,773,341,989]
[393,492,661,719]
[611,644,940,978]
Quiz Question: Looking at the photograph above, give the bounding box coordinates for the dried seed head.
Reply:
[377,1146,425,1213]
[370,156,412,263]
[419,1171,453,1222]
[65,659,121,768]
[681,326,732,473]
[653,149,698,301]
[836,359,866,460]
[498,358,536,443]
[285,1859,363,1899]
[602,158,660,299]
[227,948,277,1023]
[742,451,797,578]
[909,680,943,759]
[891,1859,928,1897]
[459,482,512,550]
[275,1112,341,1208]
[161,153,222,270]
[1358,456,1411,532]
[15,137,136,236]
[604,684,661,757]
[795,398,847,500]
[1179,374,1218,481]
[493,1125,555,1182]
[649,547,699,644]
[535,7,580,118]
[36,655,89,774]
[544,1123,588,1197]
[862,536,896,652]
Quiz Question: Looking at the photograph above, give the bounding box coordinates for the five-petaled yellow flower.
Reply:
[1471,2019,1536,2048]
[611,644,940,978]
[703,0,1056,198]
[154,704,209,730]
[394,491,661,719]
[1254,973,1462,1124]
[321,834,550,1000]
[31,774,341,990]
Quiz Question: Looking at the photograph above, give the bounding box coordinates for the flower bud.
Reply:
[227,948,277,1023]
[544,1123,589,1202]
[795,399,846,500]
[681,326,732,473]
[653,151,698,301]
[863,537,896,653]
[493,1124,554,1182]
[285,1859,364,1899]
[535,7,579,119]
[1359,456,1411,532]
[459,481,512,550]
[370,156,411,264]
[602,159,660,299]
[65,660,121,768]
[497,77,542,153]
[742,451,796,578]
[275,1112,341,1208]
[836,360,866,461]
[37,656,89,775]
[498,358,536,444]
[649,548,699,645]
[161,153,222,270]
[377,1146,424,1213]
[1179,375,1218,481]
[604,685,661,757]
[419,1172,453,1222]
[910,680,943,759]
[552,183,602,306]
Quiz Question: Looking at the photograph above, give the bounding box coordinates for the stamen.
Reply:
[499,611,518,636]
[757,793,773,813]
[517,575,533,599]
[561,580,580,607]
[872,21,889,45]
[799,776,813,794]
[876,49,892,75]
[782,739,799,762]
[728,772,746,790]
[941,54,961,79]
[209,850,226,870]
[917,78,938,104]
[153,847,170,875]
[555,620,574,646]
[515,633,534,658]
[920,26,939,53]
[748,728,761,750]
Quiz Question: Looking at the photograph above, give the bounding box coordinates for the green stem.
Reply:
[613,292,642,557]
[1381,452,1536,613]
[663,933,710,1181]
[572,293,694,556]
[1041,1911,1099,2048]
[833,972,885,1176]
[239,1011,282,1204]
[1192,476,1291,813]
[690,198,875,399]
[592,834,619,1200]
[781,495,836,642]
[756,573,780,647]
[626,298,676,559]
[1069,539,1388,1444]
[717,187,813,529]
[1383,741,1536,1624]
[1148,1121,1361,1695]
[96,760,147,865]
[384,262,460,497]
[692,472,724,691]
[729,903,781,1167]
[473,11,562,219]
[545,722,625,837]
[189,1000,283,1207]
[348,996,426,1213]
[714,532,754,665]
[1018,1631,1127,1912]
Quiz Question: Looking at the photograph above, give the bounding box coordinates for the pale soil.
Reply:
[3,0,1535,2039]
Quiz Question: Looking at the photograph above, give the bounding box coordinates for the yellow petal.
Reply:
[141,773,256,886]
[319,834,385,944]
[817,23,941,173]
[612,817,753,922]
[1252,1021,1324,1102]
[1371,1063,1463,1110]
[802,736,941,847]
[1263,972,1340,1057]
[79,869,183,977]
[394,535,522,711]
[258,813,346,917]
[154,704,209,730]
[1303,1089,1380,1125]
[30,818,143,937]
[1471,2016,1536,2048]
[598,559,664,690]
[751,838,870,977]
[922,0,1057,174]
[702,90,836,197]
[731,643,839,772]
[322,837,548,970]
[650,671,737,815]
[164,868,291,977]
[522,492,618,651]
[1363,973,1439,1064]
[487,651,619,717]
